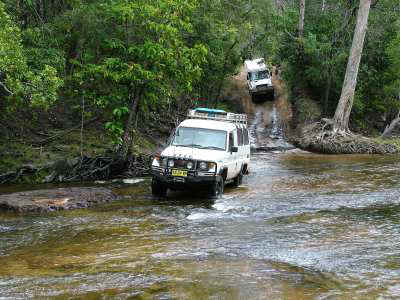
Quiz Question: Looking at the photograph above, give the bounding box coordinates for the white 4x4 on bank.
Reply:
[244,58,274,101]
[151,108,250,198]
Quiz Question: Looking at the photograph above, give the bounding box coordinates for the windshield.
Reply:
[253,70,269,80]
[172,127,227,150]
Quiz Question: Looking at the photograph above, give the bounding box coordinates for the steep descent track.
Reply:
[244,68,294,152]
[248,101,294,151]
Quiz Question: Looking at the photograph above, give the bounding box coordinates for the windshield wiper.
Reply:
[186,144,207,148]
[174,143,205,148]
[174,144,224,150]
[202,146,225,150]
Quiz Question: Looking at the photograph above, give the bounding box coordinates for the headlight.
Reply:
[199,161,208,170]
[208,162,216,172]
[162,158,168,167]
[198,162,216,172]
[187,161,194,169]
[168,159,174,167]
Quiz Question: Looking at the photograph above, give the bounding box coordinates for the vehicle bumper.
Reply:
[151,167,217,191]
[250,86,274,95]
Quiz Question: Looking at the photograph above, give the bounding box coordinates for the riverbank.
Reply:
[271,69,400,155]
[291,121,400,154]
[0,124,158,185]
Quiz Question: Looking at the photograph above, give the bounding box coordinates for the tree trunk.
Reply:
[332,0,371,132]
[381,110,400,138]
[121,89,141,159]
[299,0,305,38]
[275,0,284,13]
[323,72,332,116]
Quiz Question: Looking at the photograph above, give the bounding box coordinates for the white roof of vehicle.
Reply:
[179,119,237,131]
[245,58,267,72]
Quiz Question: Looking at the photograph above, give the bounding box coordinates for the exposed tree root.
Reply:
[0,154,153,185]
[292,122,398,154]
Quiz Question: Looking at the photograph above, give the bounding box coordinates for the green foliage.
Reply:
[272,0,400,133]
[189,0,254,105]
[296,97,322,124]
[1,0,267,148]
[3,0,398,153]
[384,21,400,103]
[68,0,208,145]
[0,2,63,109]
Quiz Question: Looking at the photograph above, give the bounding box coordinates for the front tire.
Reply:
[209,176,224,199]
[151,177,167,197]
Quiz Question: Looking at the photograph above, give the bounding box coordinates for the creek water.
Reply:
[1,102,400,299]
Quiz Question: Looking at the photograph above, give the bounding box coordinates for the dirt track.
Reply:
[231,67,291,128]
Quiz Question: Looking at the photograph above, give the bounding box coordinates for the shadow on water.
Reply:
[153,191,215,209]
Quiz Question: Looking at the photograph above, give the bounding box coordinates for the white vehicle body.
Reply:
[244,58,274,99]
[151,108,250,197]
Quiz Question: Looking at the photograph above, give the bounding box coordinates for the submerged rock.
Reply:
[122,178,145,184]
[0,187,119,213]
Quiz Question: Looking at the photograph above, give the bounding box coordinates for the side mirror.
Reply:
[230,146,238,153]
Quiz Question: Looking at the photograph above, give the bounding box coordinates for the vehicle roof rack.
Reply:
[187,108,247,125]
[244,58,267,72]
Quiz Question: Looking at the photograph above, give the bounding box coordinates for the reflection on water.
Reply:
[1,152,400,298]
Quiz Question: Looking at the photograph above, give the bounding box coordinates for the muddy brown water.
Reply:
[1,101,400,298]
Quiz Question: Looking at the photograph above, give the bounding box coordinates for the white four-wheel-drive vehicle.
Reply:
[151,108,250,198]
[244,58,274,101]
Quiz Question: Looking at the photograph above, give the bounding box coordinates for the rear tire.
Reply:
[151,177,167,197]
[233,170,243,188]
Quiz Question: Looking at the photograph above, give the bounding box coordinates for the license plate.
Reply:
[172,169,187,177]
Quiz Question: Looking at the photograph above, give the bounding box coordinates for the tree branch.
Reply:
[0,80,13,96]
[371,0,380,8]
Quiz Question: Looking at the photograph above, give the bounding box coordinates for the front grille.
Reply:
[197,171,215,176]
[174,159,189,168]
[257,84,268,90]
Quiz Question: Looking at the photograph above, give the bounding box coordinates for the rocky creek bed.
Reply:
[0,187,119,213]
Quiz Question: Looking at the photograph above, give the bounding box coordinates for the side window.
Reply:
[229,132,234,149]
[244,129,249,145]
[237,128,243,146]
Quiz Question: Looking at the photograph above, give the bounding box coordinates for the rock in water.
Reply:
[0,187,119,213]
[122,178,145,184]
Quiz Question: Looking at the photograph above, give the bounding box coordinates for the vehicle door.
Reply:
[243,127,251,166]
[236,125,244,172]
[226,131,238,180]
